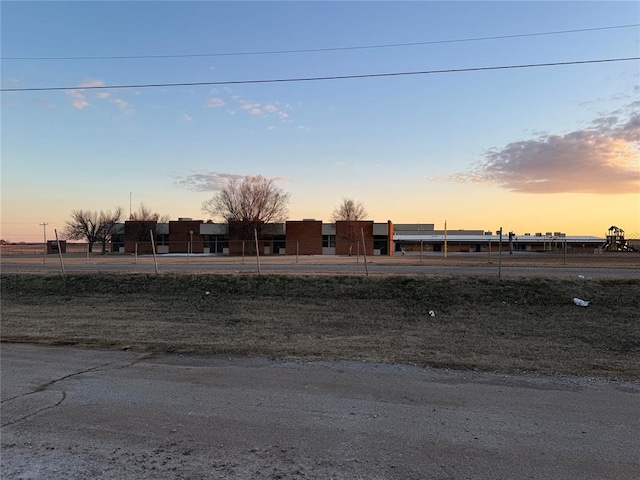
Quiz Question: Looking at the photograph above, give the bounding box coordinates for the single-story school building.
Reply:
[110,218,606,255]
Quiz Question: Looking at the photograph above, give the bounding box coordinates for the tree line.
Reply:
[64,204,169,253]
[64,175,367,253]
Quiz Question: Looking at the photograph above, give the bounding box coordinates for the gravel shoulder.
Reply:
[2,344,639,480]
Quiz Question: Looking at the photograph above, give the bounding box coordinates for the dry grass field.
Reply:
[2,273,638,379]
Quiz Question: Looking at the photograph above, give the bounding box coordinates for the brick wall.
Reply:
[335,220,374,255]
[124,221,157,254]
[169,220,204,253]
[285,220,322,255]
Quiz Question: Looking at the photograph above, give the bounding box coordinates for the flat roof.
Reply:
[393,235,605,243]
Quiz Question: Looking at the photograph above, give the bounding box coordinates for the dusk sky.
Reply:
[2,1,639,242]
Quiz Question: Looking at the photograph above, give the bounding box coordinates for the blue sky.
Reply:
[2,1,639,241]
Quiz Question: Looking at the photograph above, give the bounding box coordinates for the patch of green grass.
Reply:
[1,273,638,378]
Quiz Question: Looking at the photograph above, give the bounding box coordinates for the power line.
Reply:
[2,57,638,93]
[3,24,638,61]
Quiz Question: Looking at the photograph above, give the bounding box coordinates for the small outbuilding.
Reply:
[46,240,67,254]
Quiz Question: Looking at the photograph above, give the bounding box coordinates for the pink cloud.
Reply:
[206,97,225,107]
[437,106,640,194]
[66,78,105,110]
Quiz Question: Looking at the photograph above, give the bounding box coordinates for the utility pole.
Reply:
[39,222,49,264]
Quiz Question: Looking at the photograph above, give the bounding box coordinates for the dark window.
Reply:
[322,235,336,247]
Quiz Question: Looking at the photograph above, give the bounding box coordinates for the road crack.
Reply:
[1,352,153,403]
[1,353,155,428]
[1,391,67,427]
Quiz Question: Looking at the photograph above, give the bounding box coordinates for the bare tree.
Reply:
[331,198,368,256]
[64,208,123,253]
[130,203,170,223]
[202,175,289,239]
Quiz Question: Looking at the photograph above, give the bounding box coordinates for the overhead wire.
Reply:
[2,23,638,60]
[2,57,639,92]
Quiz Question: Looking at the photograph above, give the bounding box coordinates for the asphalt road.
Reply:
[2,344,639,479]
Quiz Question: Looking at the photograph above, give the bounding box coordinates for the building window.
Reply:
[206,235,228,253]
[322,235,336,247]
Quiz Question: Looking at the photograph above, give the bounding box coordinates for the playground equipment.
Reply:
[604,226,627,251]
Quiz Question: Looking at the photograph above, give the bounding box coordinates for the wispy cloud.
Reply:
[181,113,193,122]
[174,172,245,192]
[240,101,262,116]
[206,97,225,108]
[174,172,287,192]
[66,79,131,113]
[66,79,104,110]
[67,90,90,110]
[435,105,640,194]
[112,98,129,109]
[224,95,293,121]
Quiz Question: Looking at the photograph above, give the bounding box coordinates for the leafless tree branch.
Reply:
[202,175,289,239]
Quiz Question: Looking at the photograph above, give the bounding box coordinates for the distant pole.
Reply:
[129,192,132,219]
[150,229,159,274]
[564,238,567,265]
[444,220,448,259]
[242,241,245,264]
[54,229,65,276]
[361,228,369,277]
[296,241,299,264]
[39,221,48,264]
[254,229,261,274]
[420,240,423,264]
[135,243,138,264]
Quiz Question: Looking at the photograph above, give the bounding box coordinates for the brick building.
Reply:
[111,218,605,255]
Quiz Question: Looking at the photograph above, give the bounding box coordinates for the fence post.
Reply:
[242,241,245,264]
[361,228,369,277]
[296,241,299,264]
[54,229,65,276]
[254,229,261,274]
[150,230,159,274]
[498,227,503,280]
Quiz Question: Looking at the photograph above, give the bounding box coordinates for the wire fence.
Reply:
[2,240,639,279]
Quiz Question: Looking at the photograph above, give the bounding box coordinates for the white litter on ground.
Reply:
[428,310,436,317]
[573,298,589,307]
